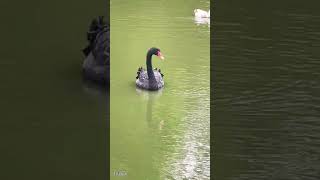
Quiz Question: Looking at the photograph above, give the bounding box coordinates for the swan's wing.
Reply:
[153,70,164,85]
[136,70,164,89]
[136,69,163,81]
[137,70,148,81]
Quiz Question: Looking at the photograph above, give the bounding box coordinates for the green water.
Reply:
[0,1,107,179]
[214,1,320,179]
[111,0,210,179]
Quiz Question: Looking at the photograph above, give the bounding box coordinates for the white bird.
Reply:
[194,9,210,18]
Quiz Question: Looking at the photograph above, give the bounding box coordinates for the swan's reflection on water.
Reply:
[135,88,163,130]
[135,87,163,100]
[82,78,108,96]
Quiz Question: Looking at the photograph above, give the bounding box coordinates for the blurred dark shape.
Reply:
[82,16,110,85]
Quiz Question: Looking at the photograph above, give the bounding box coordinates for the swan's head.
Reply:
[148,47,164,60]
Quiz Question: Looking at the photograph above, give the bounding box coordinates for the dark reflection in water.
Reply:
[136,88,163,128]
[214,1,320,180]
[82,78,108,96]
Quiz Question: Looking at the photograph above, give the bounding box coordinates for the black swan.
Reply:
[82,16,110,84]
[136,47,165,90]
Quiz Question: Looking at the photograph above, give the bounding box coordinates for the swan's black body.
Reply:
[136,48,164,90]
[82,16,110,84]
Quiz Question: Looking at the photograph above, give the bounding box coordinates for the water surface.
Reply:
[214,1,320,179]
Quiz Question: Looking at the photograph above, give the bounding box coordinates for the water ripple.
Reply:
[214,3,320,179]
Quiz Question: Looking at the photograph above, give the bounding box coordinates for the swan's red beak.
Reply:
[157,51,165,60]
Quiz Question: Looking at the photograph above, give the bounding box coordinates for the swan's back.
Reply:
[136,69,164,90]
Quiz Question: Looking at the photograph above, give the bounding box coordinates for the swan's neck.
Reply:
[146,53,156,81]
